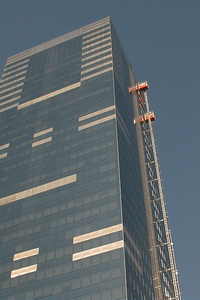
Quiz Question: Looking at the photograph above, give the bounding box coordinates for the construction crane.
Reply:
[128,81,181,300]
[128,81,149,93]
[129,81,149,108]
[134,112,156,124]
[129,81,156,124]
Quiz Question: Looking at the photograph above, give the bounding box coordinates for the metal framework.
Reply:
[129,81,181,300]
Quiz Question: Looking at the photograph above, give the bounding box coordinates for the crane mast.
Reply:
[129,81,181,300]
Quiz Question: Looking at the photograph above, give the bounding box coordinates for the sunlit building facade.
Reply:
[0,17,180,300]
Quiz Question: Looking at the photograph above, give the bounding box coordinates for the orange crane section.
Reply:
[128,81,149,94]
[129,81,155,123]
[134,111,156,124]
[129,81,149,108]
[139,112,156,123]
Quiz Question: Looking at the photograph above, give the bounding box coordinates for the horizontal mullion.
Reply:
[83,27,110,40]
[82,37,111,51]
[81,54,112,69]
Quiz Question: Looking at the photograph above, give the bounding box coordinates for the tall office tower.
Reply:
[0,17,180,300]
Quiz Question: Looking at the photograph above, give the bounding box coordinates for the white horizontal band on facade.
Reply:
[83,22,109,33]
[83,21,110,34]
[7,51,31,65]
[33,127,53,138]
[83,27,110,40]
[82,37,111,51]
[81,66,113,82]
[0,96,21,107]
[0,174,77,206]
[81,49,111,63]
[78,114,116,131]
[0,143,9,159]
[81,54,112,68]
[81,42,112,57]
[11,264,37,278]
[73,224,123,244]
[0,103,19,113]
[7,50,30,61]
[32,137,52,148]
[81,61,112,75]
[0,71,27,84]
[79,105,115,122]
[72,240,124,261]
[13,248,39,261]
[0,89,22,101]
[0,82,24,95]
[0,153,8,159]
[18,82,81,110]
[0,76,26,89]
[0,143,10,150]
[82,32,111,45]
[5,59,29,71]
[2,64,28,78]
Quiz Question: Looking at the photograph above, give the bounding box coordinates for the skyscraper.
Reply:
[0,17,181,300]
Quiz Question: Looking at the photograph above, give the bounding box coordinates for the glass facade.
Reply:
[0,17,180,300]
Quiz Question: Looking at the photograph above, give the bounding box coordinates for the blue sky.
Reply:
[0,1,199,299]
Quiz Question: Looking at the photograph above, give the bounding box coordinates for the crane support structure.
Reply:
[129,81,181,300]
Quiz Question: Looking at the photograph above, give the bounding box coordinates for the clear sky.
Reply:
[0,1,199,299]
